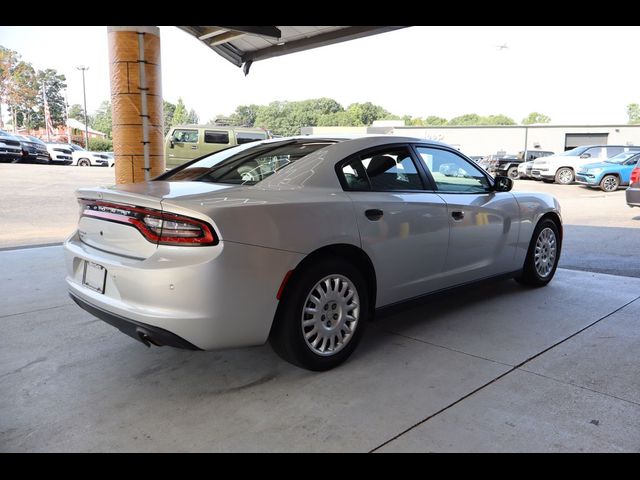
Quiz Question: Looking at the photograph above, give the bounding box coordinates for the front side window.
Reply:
[204,130,230,144]
[173,129,198,143]
[583,147,603,159]
[417,147,491,193]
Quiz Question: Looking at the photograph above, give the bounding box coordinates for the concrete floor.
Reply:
[1,246,639,452]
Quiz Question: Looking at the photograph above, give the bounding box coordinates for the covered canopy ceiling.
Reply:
[177,26,408,74]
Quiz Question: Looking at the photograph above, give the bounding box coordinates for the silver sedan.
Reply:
[64,136,562,370]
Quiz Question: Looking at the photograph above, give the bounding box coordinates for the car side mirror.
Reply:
[580,153,591,159]
[169,138,175,149]
[494,175,513,192]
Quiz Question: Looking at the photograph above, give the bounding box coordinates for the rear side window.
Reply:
[604,146,623,158]
[204,130,230,144]
[236,131,266,144]
[340,147,424,191]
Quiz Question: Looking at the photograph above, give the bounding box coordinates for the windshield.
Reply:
[559,146,590,156]
[605,152,638,164]
[160,140,335,185]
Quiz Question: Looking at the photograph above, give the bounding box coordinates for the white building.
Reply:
[301,123,640,157]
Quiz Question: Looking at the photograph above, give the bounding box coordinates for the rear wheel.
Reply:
[270,259,369,371]
[78,158,90,167]
[555,167,574,184]
[600,174,619,192]
[515,218,561,287]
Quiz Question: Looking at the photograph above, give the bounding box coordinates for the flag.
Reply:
[42,84,54,139]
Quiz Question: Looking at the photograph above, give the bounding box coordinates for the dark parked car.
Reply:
[15,134,50,164]
[626,157,640,208]
[0,129,23,163]
[493,150,555,179]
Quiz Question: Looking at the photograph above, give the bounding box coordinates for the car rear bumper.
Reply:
[627,186,640,207]
[70,292,201,349]
[64,232,304,350]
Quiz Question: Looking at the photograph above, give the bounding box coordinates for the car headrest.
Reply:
[366,155,396,177]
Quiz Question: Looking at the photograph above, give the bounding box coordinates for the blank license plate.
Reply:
[83,261,107,294]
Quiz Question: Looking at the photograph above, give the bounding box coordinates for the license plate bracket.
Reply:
[82,261,107,294]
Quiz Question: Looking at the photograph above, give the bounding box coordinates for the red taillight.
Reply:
[630,167,640,185]
[78,199,218,246]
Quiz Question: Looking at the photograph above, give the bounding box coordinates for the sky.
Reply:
[1,25,639,125]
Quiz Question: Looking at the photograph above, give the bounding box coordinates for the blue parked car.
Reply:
[575,151,640,192]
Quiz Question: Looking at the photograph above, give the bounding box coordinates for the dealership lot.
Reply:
[1,163,639,452]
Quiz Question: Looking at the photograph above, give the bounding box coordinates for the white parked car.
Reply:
[531,145,640,184]
[67,143,112,167]
[44,143,73,164]
[65,135,563,370]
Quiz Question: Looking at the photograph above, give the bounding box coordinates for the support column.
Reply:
[107,26,164,184]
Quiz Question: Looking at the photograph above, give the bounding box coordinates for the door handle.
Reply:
[451,210,465,221]
[365,209,384,221]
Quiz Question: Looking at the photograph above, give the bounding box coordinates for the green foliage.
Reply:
[163,100,175,135]
[34,68,67,127]
[68,104,86,121]
[449,113,515,126]
[88,137,112,151]
[424,115,448,126]
[627,103,640,124]
[228,104,261,127]
[522,112,551,124]
[91,101,112,138]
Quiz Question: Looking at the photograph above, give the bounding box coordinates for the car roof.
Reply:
[171,124,267,131]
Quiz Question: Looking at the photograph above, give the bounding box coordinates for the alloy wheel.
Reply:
[301,274,360,356]
[534,227,557,278]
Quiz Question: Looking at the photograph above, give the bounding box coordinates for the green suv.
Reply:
[165,125,270,169]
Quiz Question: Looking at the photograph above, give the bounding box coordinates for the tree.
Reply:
[522,112,551,124]
[484,114,516,125]
[424,115,448,126]
[8,61,39,130]
[68,104,86,121]
[30,68,67,129]
[345,102,389,126]
[627,103,640,124]
[91,100,112,138]
[228,104,261,127]
[0,46,20,129]
[186,108,199,124]
[449,113,483,125]
[163,100,176,134]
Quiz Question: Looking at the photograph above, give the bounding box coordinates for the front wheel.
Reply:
[78,158,90,167]
[555,167,574,184]
[507,166,519,179]
[269,259,369,371]
[600,174,619,192]
[515,218,561,287]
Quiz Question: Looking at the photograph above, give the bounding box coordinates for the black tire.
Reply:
[269,258,369,371]
[555,167,574,184]
[515,218,561,287]
[78,159,90,167]
[599,174,619,192]
[507,166,519,179]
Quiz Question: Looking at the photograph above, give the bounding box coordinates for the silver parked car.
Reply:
[65,136,563,370]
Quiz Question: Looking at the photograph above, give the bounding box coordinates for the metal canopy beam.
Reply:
[176,26,409,71]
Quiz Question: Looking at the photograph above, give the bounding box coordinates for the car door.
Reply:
[166,128,199,168]
[414,145,520,287]
[339,145,450,307]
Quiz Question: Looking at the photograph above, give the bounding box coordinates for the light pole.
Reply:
[77,66,89,148]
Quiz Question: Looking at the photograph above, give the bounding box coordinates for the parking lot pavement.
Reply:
[1,246,639,452]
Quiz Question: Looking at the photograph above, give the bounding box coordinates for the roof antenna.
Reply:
[242,60,253,76]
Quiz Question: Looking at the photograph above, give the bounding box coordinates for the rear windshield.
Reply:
[159,140,335,185]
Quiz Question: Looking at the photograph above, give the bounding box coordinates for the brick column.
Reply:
[107,26,164,184]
